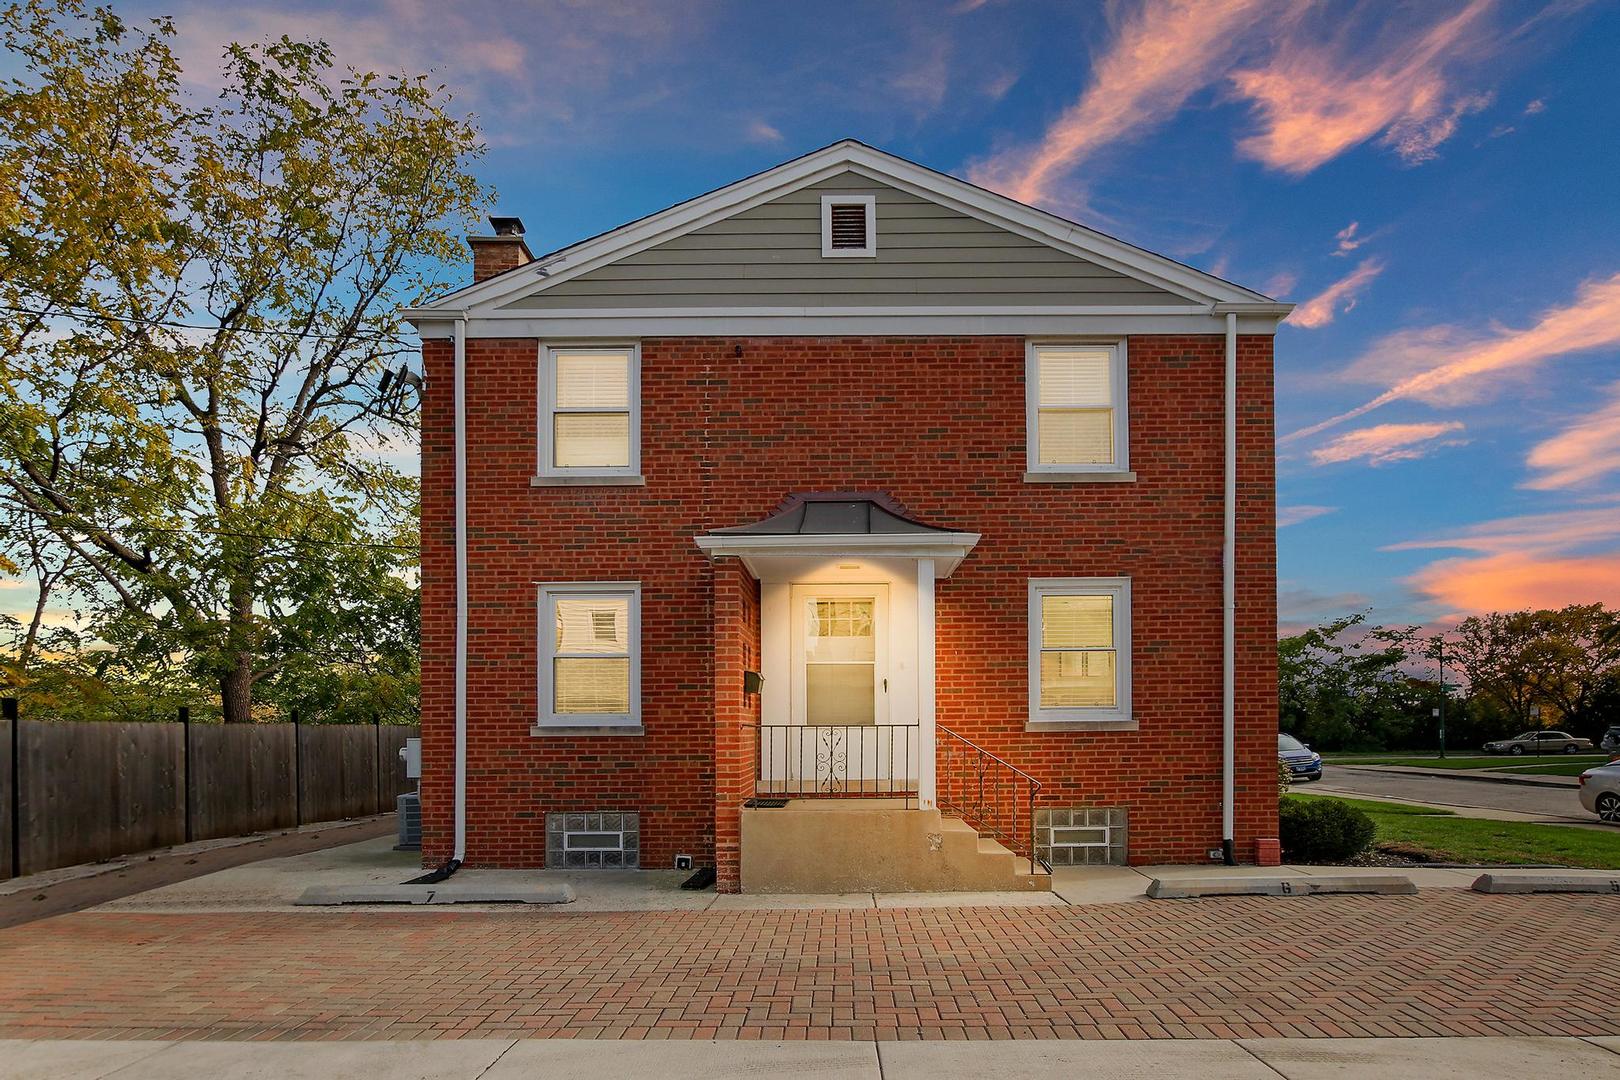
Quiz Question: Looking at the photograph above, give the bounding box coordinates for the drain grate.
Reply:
[745,797,790,808]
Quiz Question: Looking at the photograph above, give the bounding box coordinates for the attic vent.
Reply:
[820,193,876,257]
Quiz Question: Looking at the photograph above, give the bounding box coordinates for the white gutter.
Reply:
[1221,309,1237,864]
[453,314,468,864]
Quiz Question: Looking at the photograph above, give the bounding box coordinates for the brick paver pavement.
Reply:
[0,892,1616,1042]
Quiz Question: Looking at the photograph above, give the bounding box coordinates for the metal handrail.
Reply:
[936,725,1045,875]
[755,721,920,805]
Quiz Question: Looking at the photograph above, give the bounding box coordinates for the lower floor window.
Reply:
[538,582,641,728]
[1028,578,1131,724]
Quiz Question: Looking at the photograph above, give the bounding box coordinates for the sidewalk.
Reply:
[4,1036,1617,1078]
[1335,763,1582,788]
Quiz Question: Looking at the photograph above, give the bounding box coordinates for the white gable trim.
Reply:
[403,141,1284,323]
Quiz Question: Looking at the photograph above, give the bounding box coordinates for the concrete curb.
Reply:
[1333,764,1582,789]
[1146,875,1417,899]
[295,883,576,905]
[1471,873,1620,894]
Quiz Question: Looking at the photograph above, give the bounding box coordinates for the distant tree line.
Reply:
[1280,604,1620,751]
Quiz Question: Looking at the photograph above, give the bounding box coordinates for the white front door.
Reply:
[790,584,888,727]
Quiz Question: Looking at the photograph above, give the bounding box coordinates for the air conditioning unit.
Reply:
[396,738,422,850]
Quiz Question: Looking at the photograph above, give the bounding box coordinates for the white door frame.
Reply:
[788,583,890,727]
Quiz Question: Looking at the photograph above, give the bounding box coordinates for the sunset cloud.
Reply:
[1276,505,1338,527]
[1523,382,1620,490]
[1311,421,1466,467]
[1232,1,1496,175]
[1334,221,1365,256]
[1285,258,1385,328]
[1388,504,1620,612]
[1283,269,1620,443]
[967,0,1276,205]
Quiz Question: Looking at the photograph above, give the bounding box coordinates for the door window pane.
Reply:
[807,664,876,725]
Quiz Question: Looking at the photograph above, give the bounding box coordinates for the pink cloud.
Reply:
[1232,1,1497,175]
[1334,221,1364,256]
[967,0,1277,206]
[1284,270,1620,443]
[1310,421,1466,467]
[1406,552,1620,612]
[1276,504,1337,527]
[1523,382,1620,490]
[1387,504,1620,612]
[1285,258,1385,328]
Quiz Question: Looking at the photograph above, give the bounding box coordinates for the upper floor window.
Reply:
[1028,578,1131,726]
[1026,341,1127,474]
[537,582,641,732]
[538,345,640,479]
[820,194,876,257]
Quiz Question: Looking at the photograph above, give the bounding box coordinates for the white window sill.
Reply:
[532,723,645,737]
[1023,471,1137,484]
[531,474,646,487]
[1026,718,1137,733]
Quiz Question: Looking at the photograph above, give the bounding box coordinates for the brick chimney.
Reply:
[468,215,532,283]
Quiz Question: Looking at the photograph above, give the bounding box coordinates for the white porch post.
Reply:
[916,558,936,810]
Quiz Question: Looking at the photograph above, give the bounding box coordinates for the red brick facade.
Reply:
[419,335,1278,877]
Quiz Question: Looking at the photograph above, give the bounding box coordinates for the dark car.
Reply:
[1601,726,1620,754]
[1279,733,1322,782]
[1482,730,1594,755]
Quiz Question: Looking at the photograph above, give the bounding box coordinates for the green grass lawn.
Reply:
[1327,753,1609,770]
[1285,792,1620,869]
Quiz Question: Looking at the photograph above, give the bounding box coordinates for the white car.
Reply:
[1577,759,1620,824]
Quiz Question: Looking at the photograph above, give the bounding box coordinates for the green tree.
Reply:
[0,1,489,721]
[1278,612,1422,751]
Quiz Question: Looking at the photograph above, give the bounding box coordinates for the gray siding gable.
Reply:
[499,173,1184,310]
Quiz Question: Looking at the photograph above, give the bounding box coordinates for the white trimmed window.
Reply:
[1028,578,1131,725]
[539,345,640,478]
[820,194,876,257]
[537,583,641,730]
[1026,342,1127,472]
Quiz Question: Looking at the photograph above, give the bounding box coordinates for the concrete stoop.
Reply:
[739,798,1050,893]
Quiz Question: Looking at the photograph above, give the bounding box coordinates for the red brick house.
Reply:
[403,141,1289,892]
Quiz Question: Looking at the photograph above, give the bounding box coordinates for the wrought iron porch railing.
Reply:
[755,722,920,804]
[937,725,1045,875]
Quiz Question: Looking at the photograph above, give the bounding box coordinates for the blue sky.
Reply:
[11,0,1620,635]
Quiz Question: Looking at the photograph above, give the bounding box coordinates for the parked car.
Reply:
[1481,730,1594,755]
[1279,733,1323,782]
[1578,759,1620,823]
[1600,725,1620,753]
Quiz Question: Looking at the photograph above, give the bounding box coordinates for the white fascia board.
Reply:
[452,309,1287,337]
[404,141,1276,322]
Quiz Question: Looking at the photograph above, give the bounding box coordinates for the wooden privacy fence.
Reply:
[0,699,418,880]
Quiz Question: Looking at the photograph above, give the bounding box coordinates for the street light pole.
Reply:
[1435,635,1447,760]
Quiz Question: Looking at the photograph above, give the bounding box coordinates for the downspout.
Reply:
[410,315,468,886]
[1221,310,1238,866]
[453,314,468,870]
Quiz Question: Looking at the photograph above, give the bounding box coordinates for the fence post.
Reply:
[180,705,192,843]
[5,697,18,879]
[293,709,303,828]
[373,715,384,816]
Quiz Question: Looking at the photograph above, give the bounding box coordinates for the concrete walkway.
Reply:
[3,1036,1617,1078]
[90,834,1606,914]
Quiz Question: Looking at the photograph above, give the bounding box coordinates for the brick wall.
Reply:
[419,335,1278,870]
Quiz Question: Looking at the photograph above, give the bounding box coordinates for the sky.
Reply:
[7,0,1620,637]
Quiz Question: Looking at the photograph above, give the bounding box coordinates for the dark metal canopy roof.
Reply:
[709,492,954,536]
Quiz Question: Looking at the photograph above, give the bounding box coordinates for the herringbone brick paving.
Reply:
[0,893,1615,1041]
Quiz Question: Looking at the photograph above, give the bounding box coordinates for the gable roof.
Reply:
[405,140,1289,323]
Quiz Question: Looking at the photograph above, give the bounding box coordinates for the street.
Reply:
[1315,765,1600,826]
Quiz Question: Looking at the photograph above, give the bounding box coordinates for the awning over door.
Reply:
[694,493,980,578]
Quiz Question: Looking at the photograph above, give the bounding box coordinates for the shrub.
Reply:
[1279,797,1376,863]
